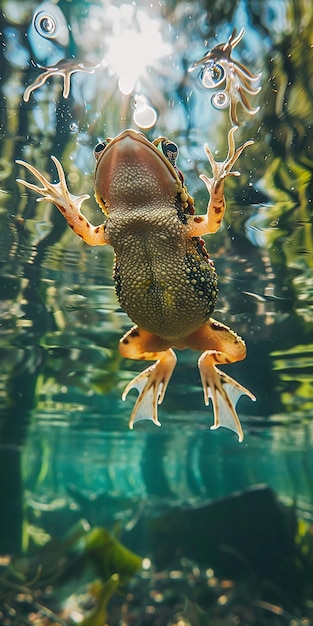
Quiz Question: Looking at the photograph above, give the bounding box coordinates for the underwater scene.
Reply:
[1,0,313,623]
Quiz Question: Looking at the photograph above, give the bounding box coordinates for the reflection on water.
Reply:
[1,0,313,623]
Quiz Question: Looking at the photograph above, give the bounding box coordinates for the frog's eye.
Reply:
[94,142,107,160]
[33,10,58,39]
[199,62,225,89]
[161,140,179,167]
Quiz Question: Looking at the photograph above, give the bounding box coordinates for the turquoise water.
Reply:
[1,0,313,623]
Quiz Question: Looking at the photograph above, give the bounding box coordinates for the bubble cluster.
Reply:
[132,94,157,129]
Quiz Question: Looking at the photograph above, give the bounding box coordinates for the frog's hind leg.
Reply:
[119,327,176,429]
[186,319,256,442]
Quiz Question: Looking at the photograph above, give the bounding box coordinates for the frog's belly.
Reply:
[114,251,218,341]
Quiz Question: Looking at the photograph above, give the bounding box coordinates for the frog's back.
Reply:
[110,213,218,341]
[94,129,218,340]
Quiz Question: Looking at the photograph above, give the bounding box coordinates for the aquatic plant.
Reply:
[0,521,141,625]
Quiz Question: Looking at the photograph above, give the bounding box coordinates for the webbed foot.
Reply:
[188,127,254,236]
[122,350,177,429]
[200,126,254,196]
[198,351,256,442]
[16,156,89,210]
[16,158,108,245]
[23,59,99,103]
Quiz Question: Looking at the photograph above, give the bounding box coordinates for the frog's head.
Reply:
[94,129,182,215]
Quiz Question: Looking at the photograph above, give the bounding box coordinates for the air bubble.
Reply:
[34,11,57,38]
[199,62,225,89]
[30,3,69,49]
[132,94,157,129]
[211,91,230,110]
[69,122,79,134]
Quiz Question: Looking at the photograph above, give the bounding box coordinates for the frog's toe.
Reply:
[198,355,255,442]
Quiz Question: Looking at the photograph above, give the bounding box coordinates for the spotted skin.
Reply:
[16,128,255,441]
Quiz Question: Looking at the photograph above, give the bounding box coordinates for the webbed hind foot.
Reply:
[119,326,176,429]
[198,351,256,442]
[122,351,177,429]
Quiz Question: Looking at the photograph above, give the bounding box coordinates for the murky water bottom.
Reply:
[2,412,313,624]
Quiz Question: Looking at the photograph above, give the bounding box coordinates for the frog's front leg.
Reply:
[16,157,109,246]
[119,327,176,429]
[188,127,253,236]
[186,319,256,442]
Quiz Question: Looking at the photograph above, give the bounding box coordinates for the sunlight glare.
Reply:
[102,4,171,95]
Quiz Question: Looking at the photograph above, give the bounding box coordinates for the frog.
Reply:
[16,126,256,441]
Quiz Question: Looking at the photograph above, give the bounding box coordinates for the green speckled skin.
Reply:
[112,221,217,340]
[95,132,217,341]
